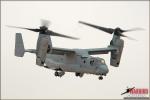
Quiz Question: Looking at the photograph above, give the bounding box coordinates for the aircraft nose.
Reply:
[101,65,109,75]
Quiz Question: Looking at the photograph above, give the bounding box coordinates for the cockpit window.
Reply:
[83,60,86,63]
[90,60,94,65]
[101,59,105,64]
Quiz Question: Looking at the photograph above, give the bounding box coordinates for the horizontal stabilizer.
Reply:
[15,33,25,57]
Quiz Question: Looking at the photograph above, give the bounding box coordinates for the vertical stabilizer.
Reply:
[15,33,25,57]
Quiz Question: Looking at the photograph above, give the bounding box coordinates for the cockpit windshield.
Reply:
[94,57,105,65]
[100,59,105,64]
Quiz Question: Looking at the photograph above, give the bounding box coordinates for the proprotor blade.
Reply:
[6,25,79,40]
[47,30,79,40]
[6,25,41,32]
[41,19,50,27]
[79,21,144,40]
[79,21,114,34]
[120,28,145,33]
[119,33,137,41]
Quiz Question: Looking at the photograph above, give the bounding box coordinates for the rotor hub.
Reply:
[40,26,48,31]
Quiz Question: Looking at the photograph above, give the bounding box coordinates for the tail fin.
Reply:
[15,33,25,57]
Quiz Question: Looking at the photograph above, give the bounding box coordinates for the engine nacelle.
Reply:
[36,34,52,66]
[110,36,124,67]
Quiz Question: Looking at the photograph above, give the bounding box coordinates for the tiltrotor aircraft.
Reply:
[7,20,142,80]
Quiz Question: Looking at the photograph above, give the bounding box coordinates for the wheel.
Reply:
[75,73,84,77]
[55,71,59,76]
[75,73,79,76]
[44,66,49,68]
[79,73,84,77]
[58,71,65,77]
[99,76,103,80]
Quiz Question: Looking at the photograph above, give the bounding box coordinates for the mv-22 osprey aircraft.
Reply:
[7,20,142,80]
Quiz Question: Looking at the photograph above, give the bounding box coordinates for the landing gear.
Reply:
[75,73,84,77]
[98,76,103,80]
[44,66,49,68]
[54,71,65,77]
[55,71,59,76]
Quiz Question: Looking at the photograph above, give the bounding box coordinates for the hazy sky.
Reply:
[1,1,149,99]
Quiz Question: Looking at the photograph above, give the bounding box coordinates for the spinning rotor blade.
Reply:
[79,21,143,40]
[79,21,114,34]
[114,27,143,40]
[47,30,79,40]
[41,19,50,27]
[6,25,41,32]
[118,33,137,41]
[7,25,79,40]
[119,27,144,33]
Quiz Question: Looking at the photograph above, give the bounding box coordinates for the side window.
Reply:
[83,60,86,63]
[90,59,94,65]
[81,57,86,64]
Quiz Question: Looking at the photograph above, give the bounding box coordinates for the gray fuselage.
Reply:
[45,54,109,76]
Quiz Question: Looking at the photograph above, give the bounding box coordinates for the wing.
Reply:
[50,47,117,55]
[84,47,117,55]
[51,47,75,55]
